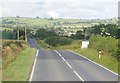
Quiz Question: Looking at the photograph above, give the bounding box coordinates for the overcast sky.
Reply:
[0,0,119,19]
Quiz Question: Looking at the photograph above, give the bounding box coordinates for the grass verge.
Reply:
[2,47,36,81]
[74,48,118,73]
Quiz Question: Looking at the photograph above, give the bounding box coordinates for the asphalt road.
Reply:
[27,38,118,81]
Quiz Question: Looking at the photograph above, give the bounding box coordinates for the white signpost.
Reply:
[81,41,89,49]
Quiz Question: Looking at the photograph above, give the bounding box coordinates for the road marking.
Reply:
[55,50,65,61]
[70,51,118,76]
[55,50,59,53]
[29,49,39,81]
[55,50,85,81]
[54,50,62,57]
[33,39,42,49]
[36,50,39,57]
[74,71,84,81]
[59,54,62,57]
[66,62,72,69]
[55,50,72,68]
[61,57,66,61]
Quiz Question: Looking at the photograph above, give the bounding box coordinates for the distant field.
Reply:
[0,27,13,31]
[64,28,83,32]
[0,17,117,30]
[61,22,92,26]
[2,17,53,28]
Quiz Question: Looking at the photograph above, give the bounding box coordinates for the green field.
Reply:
[0,17,117,30]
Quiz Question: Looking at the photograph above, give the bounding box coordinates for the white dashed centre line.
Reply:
[54,50,85,81]
[66,62,72,69]
[74,71,84,81]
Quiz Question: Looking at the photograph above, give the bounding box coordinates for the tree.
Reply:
[92,25,101,35]
[116,28,120,39]
[45,36,73,46]
[36,16,39,19]
[104,24,118,37]
[70,34,76,39]
[35,29,57,39]
[75,30,84,39]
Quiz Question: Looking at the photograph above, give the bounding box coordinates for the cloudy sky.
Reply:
[0,0,119,19]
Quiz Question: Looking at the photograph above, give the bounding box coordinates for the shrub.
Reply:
[111,49,120,61]
[89,35,119,59]
[35,29,57,40]
[89,35,118,52]
[45,36,73,47]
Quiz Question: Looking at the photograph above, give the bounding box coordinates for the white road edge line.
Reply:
[66,62,72,69]
[34,39,42,49]
[70,51,118,76]
[29,49,39,81]
[74,71,84,81]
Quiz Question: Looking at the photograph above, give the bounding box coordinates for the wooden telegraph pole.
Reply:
[17,27,19,40]
[17,21,20,41]
[25,26,27,41]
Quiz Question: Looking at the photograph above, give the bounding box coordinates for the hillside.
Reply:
[0,17,118,39]
[0,17,117,29]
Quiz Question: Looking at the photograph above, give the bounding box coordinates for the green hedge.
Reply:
[45,36,73,47]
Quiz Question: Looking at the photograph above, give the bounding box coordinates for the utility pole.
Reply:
[25,26,27,41]
[84,28,86,40]
[17,27,19,40]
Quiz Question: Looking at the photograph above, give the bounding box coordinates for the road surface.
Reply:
[27,38,118,82]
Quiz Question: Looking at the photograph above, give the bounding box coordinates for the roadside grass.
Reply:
[36,39,118,74]
[74,48,118,73]
[2,47,36,81]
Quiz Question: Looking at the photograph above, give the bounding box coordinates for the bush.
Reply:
[89,35,118,52]
[89,35,119,60]
[45,36,73,46]
[111,49,120,61]
[70,30,85,40]
[35,29,57,40]
[19,36,25,40]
